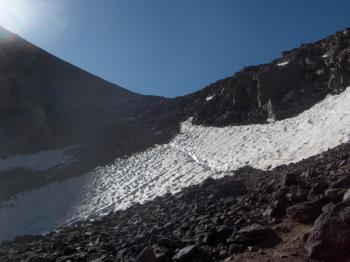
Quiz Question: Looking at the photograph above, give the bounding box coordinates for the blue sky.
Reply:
[1,0,350,97]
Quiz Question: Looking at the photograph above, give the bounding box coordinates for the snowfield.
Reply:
[0,146,76,173]
[1,87,350,241]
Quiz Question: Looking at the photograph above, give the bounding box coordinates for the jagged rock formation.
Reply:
[182,28,350,126]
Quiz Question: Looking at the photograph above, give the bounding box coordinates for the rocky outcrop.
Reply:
[182,28,350,126]
[306,200,350,261]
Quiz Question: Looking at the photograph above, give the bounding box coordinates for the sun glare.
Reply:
[0,0,70,43]
[0,0,35,35]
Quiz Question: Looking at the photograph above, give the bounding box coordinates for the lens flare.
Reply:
[0,0,70,43]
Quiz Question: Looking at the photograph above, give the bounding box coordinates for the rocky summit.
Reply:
[1,25,350,262]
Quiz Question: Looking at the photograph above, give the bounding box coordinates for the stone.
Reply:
[227,224,279,247]
[282,172,298,186]
[135,247,157,262]
[203,226,233,245]
[306,200,350,261]
[331,175,350,189]
[324,188,346,203]
[172,245,210,261]
[286,199,324,223]
[343,188,350,201]
[26,256,51,262]
[309,181,329,195]
[211,180,247,200]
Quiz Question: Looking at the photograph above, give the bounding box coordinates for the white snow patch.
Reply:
[1,87,350,240]
[321,53,329,58]
[0,146,216,240]
[277,61,289,66]
[205,95,215,101]
[0,146,76,173]
[316,69,324,76]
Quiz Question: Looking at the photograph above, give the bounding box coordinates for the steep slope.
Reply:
[1,27,349,201]
[0,26,181,200]
[2,143,350,261]
[182,28,350,126]
[1,86,350,241]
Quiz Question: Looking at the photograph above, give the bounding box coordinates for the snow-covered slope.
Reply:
[0,146,76,173]
[1,87,350,241]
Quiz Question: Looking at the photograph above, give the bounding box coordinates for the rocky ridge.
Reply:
[2,142,350,261]
[181,28,350,126]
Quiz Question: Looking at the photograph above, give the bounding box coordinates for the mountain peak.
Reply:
[0,25,16,42]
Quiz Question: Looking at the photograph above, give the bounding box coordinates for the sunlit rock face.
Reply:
[181,28,350,127]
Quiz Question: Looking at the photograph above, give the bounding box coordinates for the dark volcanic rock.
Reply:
[310,181,329,195]
[136,247,157,262]
[324,188,347,203]
[211,179,248,200]
[282,172,299,186]
[172,245,210,262]
[227,224,279,247]
[286,199,324,224]
[26,256,51,262]
[306,200,350,261]
[331,175,350,189]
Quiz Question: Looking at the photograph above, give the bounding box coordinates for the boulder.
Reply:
[227,224,280,247]
[202,226,233,245]
[309,181,329,195]
[343,188,350,201]
[135,247,157,262]
[324,188,346,203]
[306,200,350,261]
[282,172,298,186]
[172,245,210,262]
[331,175,350,189]
[212,179,247,200]
[286,199,324,223]
[26,256,51,262]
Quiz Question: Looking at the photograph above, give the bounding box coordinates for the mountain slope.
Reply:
[182,28,350,126]
[1,27,350,261]
[1,27,349,200]
[0,26,181,200]
[2,143,350,261]
[1,86,350,241]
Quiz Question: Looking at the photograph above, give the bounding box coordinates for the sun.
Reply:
[0,0,34,35]
[0,0,70,43]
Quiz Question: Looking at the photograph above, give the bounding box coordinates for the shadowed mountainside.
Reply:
[0,26,182,200]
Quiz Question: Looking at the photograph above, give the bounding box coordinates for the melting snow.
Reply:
[0,146,76,173]
[1,87,350,240]
[277,61,289,66]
